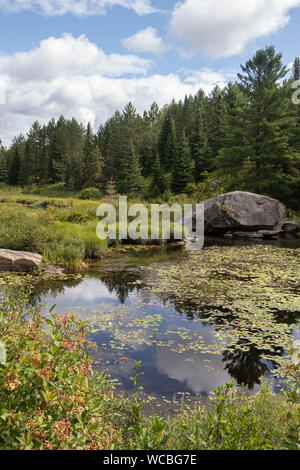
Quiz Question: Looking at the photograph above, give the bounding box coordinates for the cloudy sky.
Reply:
[0,0,300,145]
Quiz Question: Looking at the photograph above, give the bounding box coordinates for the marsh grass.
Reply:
[0,186,187,266]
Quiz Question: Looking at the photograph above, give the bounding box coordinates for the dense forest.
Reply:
[1,46,300,209]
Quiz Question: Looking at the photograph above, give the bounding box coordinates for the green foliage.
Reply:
[217,46,299,206]
[8,148,21,186]
[0,198,107,266]
[0,279,137,450]
[171,131,193,194]
[190,105,212,181]
[158,111,178,171]
[79,187,102,200]
[0,207,57,253]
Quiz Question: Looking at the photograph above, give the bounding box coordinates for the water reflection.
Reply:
[29,245,298,400]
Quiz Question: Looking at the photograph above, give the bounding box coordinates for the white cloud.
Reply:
[122,27,166,54]
[171,0,300,58]
[1,34,152,80]
[181,67,235,90]
[0,0,157,16]
[0,34,230,145]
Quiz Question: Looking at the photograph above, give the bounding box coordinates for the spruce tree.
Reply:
[105,177,117,202]
[158,111,178,170]
[171,131,193,194]
[117,138,143,195]
[150,152,165,198]
[207,86,227,157]
[8,148,21,186]
[190,105,212,182]
[82,123,103,188]
[0,152,8,183]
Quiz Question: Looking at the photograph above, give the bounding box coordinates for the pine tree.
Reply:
[289,57,300,154]
[82,123,103,188]
[207,86,227,157]
[8,148,21,186]
[158,111,178,170]
[0,144,8,183]
[105,177,117,202]
[218,46,293,199]
[190,105,212,182]
[171,131,193,194]
[117,138,143,195]
[150,152,165,198]
[216,82,248,178]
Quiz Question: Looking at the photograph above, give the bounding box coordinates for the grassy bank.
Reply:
[0,184,108,267]
[0,184,187,268]
[0,277,299,450]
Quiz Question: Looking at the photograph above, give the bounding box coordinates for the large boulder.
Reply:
[0,249,43,271]
[203,191,286,237]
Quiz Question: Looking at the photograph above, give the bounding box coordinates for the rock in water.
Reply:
[0,249,43,271]
[203,191,286,237]
[282,221,299,233]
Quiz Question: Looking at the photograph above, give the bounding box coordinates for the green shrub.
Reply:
[24,183,76,198]
[79,188,102,200]
[0,207,57,253]
[0,279,137,450]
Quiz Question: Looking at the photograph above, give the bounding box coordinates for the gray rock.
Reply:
[0,249,43,271]
[282,221,299,233]
[203,191,286,236]
[44,264,64,275]
[223,232,233,238]
[233,231,264,239]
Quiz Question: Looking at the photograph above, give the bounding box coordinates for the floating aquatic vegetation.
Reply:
[143,245,300,372]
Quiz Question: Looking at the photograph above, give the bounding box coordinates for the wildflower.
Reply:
[52,419,73,442]
[5,372,21,391]
[36,366,52,380]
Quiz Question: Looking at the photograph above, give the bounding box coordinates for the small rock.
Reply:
[282,221,299,233]
[44,264,64,275]
[0,249,43,271]
[233,231,264,239]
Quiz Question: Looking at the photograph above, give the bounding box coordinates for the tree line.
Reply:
[1,46,300,208]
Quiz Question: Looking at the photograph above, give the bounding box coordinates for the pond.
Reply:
[30,237,300,408]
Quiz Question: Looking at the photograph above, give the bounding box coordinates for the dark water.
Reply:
[30,238,300,405]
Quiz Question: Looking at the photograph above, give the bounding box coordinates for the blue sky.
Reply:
[0,0,300,145]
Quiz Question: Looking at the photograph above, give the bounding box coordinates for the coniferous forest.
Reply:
[1,47,300,210]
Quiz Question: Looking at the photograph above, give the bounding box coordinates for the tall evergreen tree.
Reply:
[117,137,143,194]
[8,148,21,186]
[158,111,178,170]
[190,105,212,182]
[82,123,103,188]
[218,46,293,199]
[150,152,165,198]
[0,140,8,183]
[207,86,227,158]
[171,131,193,194]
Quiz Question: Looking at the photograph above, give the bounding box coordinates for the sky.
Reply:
[0,0,300,145]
